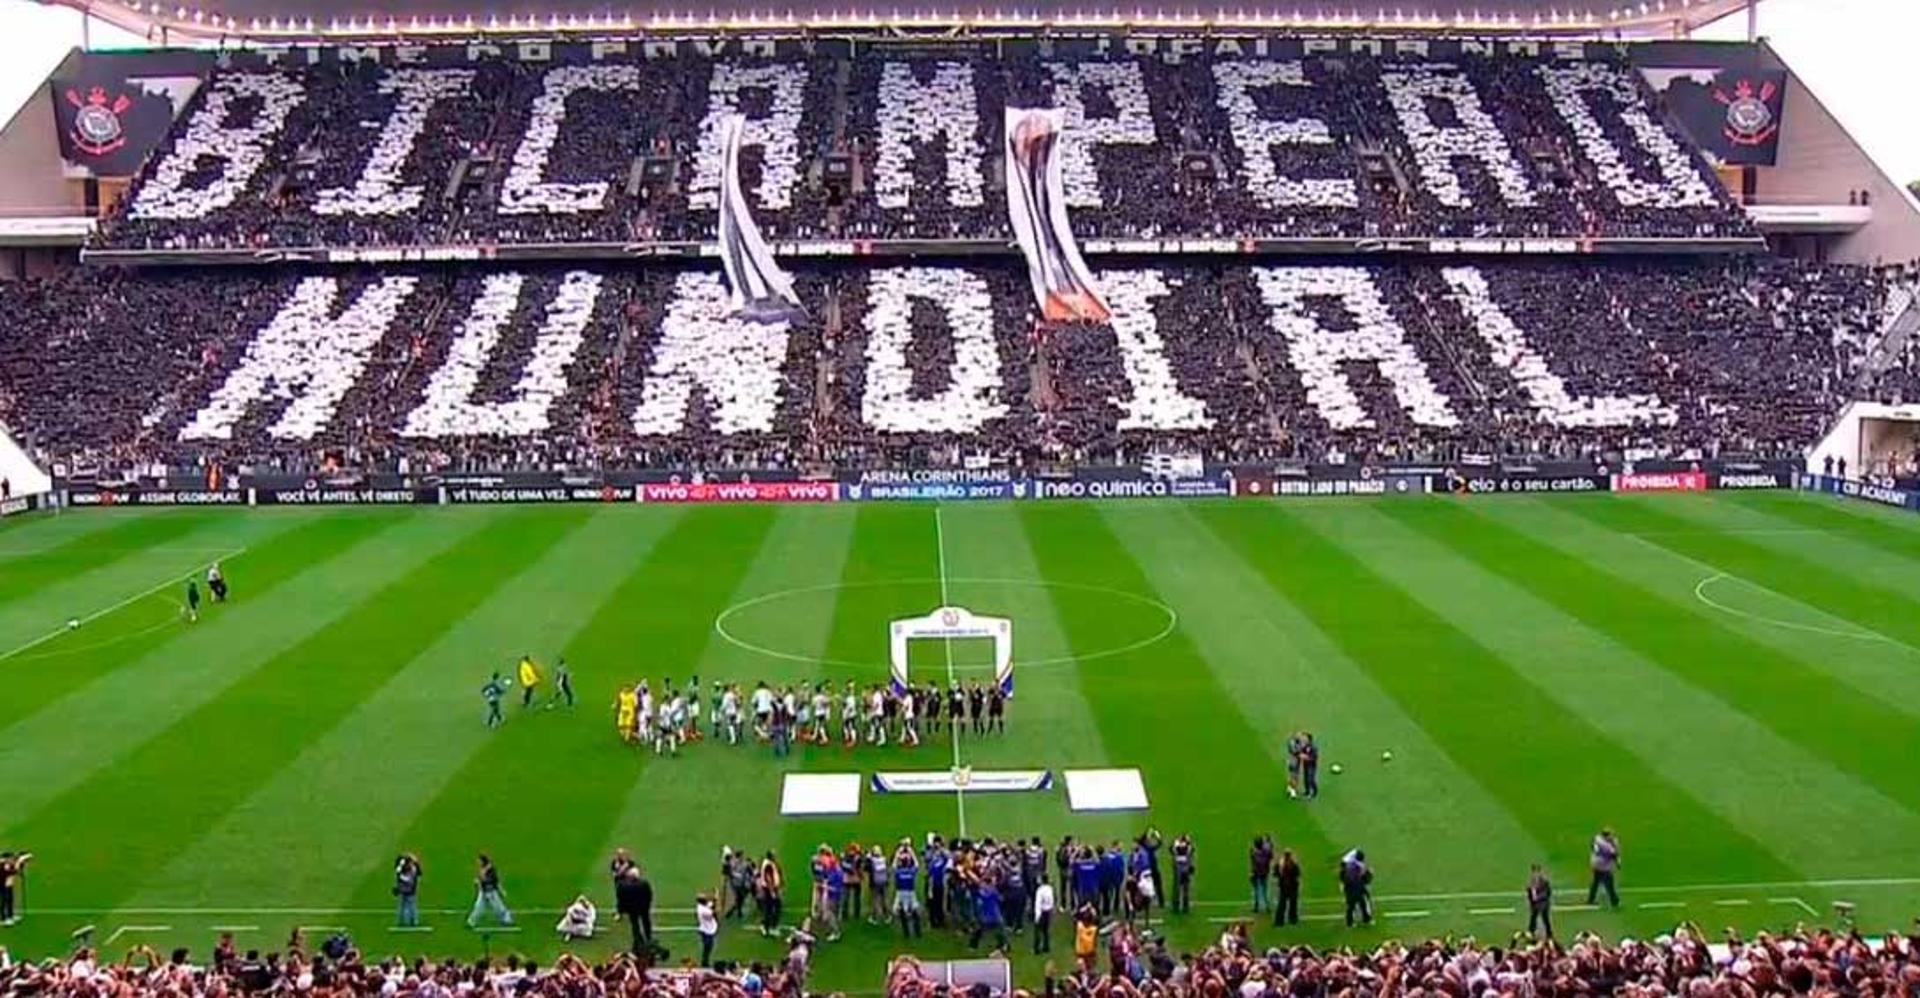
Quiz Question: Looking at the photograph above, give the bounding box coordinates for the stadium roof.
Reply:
[52,0,1754,41]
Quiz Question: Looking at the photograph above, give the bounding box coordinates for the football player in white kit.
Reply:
[637,680,655,746]
[901,687,920,747]
[721,683,743,745]
[809,684,832,745]
[841,681,860,748]
[658,690,685,756]
[751,681,775,742]
[795,690,814,742]
[867,686,888,746]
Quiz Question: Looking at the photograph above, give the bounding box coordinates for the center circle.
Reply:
[712,577,1178,672]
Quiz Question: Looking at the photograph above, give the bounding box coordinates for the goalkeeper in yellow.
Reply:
[616,685,639,743]
[517,654,542,709]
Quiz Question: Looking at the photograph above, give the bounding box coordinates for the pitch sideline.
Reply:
[31,874,1919,918]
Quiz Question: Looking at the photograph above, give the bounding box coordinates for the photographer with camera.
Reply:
[392,853,422,928]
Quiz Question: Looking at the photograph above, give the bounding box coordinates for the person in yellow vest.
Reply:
[616,685,638,744]
[1073,902,1099,963]
[517,655,542,708]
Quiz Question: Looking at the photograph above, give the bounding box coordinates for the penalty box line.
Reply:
[0,546,250,666]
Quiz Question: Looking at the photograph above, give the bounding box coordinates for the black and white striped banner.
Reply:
[1004,108,1110,324]
[715,114,804,321]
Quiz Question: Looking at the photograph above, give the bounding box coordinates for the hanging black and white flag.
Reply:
[1004,108,1110,324]
[716,114,804,321]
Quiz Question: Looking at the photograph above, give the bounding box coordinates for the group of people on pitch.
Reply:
[480,655,576,727]
[614,677,1011,756]
[733,830,1199,957]
[1244,827,1625,938]
[181,563,228,624]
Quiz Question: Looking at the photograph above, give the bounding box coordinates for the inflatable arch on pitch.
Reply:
[889,606,1014,698]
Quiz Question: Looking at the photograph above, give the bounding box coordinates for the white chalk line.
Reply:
[4,613,185,664]
[713,577,1178,673]
[0,546,247,666]
[51,881,1909,921]
[1624,529,1830,539]
[102,925,172,947]
[41,906,700,916]
[933,507,968,841]
[0,544,249,561]
[1189,874,1920,907]
[1691,572,1900,644]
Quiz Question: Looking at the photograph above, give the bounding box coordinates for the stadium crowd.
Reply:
[0,944,806,998]
[0,257,1895,479]
[95,46,1751,250]
[891,924,1920,998]
[4,918,1916,996]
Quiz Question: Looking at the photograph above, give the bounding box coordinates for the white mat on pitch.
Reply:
[1063,768,1149,811]
[781,773,862,816]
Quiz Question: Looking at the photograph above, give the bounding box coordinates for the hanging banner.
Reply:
[48,55,203,178]
[1639,62,1787,167]
[715,114,804,320]
[888,605,1014,698]
[1004,108,1110,323]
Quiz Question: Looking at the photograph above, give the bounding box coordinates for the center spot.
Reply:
[713,577,1177,671]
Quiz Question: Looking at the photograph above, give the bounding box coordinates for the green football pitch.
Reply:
[2,491,1919,988]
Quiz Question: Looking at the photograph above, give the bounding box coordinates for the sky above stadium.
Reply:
[0,0,1916,188]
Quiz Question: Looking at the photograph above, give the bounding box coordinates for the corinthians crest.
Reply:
[65,85,133,157]
[1713,77,1779,148]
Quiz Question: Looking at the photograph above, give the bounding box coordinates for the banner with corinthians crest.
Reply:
[1637,55,1788,167]
[48,54,203,178]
